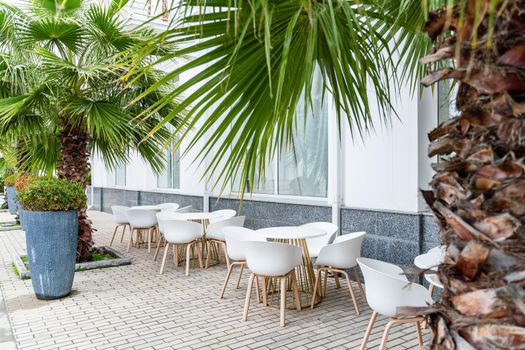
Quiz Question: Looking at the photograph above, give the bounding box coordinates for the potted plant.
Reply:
[4,174,18,215]
[17,177,86,300]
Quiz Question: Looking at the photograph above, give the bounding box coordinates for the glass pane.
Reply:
[157,139,180,189]
[115,165,126,186]
[278,79,328,197]
[251,164,275,194]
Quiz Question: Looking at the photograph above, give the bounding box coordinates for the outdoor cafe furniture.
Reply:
[110,205,130,247]
[157,219,204,275]
[219,227,266,299]
[157,203,180,211]
[414,246,445,296]
[208,209,236,224]
[205,216,246,268]
[299,222,338,258]
[311,231,366,315]
[243,241,302,327]
[357,257,433,350]
[126,208,158,253]
[254,226,326,307]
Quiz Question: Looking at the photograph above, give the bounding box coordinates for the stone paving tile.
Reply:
[0,210,430,349]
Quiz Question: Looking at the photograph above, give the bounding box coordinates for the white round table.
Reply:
[175,212,223,221]
[255,226,327,307]
[130,205,161,212]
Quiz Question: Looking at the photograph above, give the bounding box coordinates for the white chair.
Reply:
[243,241,302,327]
[219,227,266,299]
[158,219,203,275]
[157,202,180,211]
[154,211,184,260]
[300,222,338,258]
[126,209,158,253]
[110,205,130,246]
[209,209,236,224]
[357,258,433,350]
[205,216,246,268]
[175,205,193,213]
[311,231,366,315]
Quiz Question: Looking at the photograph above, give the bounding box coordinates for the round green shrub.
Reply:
[4,173,18,186]
[17,177,87,211]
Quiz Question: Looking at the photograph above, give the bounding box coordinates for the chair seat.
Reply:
[309,245,322,258]
[206,229,225,241]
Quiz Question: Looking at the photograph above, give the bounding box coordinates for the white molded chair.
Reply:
[357,258,433,350]
[158,219,203,275]
[219,227,266,299]
[175,205,193,213]
[157,202,180,211]
[300,222,338,258]
[243,241,302,327]
[311,231,366,314]
[126,209,158,253]
[153,211,184,260]
[110,205,130,246]
[209,209,236,224]
[205,216,246,268]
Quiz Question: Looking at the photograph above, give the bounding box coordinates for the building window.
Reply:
[157,141,180,189]
[251,73,328,198]
[115,165,126,186]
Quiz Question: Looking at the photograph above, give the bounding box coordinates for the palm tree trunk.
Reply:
[420,0,525,348]
[57,125,94,262]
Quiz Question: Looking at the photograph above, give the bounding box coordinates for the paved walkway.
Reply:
[0,210,428,349]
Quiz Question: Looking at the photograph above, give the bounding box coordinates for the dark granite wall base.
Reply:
[89,187,441,268]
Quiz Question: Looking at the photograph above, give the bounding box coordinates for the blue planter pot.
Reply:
[19,209,78,300]
[6,186,18,215]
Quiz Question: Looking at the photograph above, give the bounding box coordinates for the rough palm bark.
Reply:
[57,124,93,262]
[420,0,525,348]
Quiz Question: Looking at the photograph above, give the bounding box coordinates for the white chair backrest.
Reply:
[207,216,246,240]
[160,219,203,244]
[158,203,180,211]
[245,241,302,277]
[224,226,265,261]
[357,258,433,317]
[209,209,237,223]
[176,205,193,213]
[156,211,184,234]
[127,209,157,229]
[111,205,129,224]
[317,231,366,268]
[300,221,338,247]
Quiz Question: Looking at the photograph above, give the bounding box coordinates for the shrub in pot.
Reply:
[18,177,86,300]
[4,174,19,215]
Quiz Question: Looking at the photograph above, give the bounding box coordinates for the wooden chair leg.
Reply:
[429,284,435,297]
[147,228,152,253]
[205,240,211,269]
[242,273,255,321]
[110,225,118,246]
[261,276,268,306]
[154,235,164,261]
[352,266,366,300]
[341,270,360,315]
[173,245,179,267]
[323,269,328,296]
[334,271,341,289]
[280,276,287,327]
[127,228,135,252]
[291,271,301,311]
[221,242,230,269]
[219,262,235,299]
[236,263,245,289]
[416,321,423,346]
[255,275,261,304]
[185,244,192,276]
[311,267,322,309]
[359,311,378,350]
[120,224,128,243]
[159,243,170,274]
[379,319,396,350]
[196,241,203,268]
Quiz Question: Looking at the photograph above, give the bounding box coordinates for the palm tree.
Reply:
[419,0,525,348]
[0,0,183,261]
[128,0,524,348]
